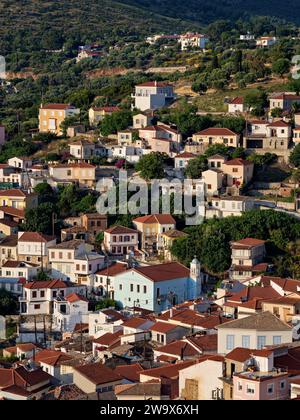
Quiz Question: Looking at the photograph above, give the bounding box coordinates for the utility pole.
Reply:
[34,315,38,344]
[43,315,47,348]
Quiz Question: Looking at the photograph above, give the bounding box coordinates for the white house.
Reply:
[19,279,86,315]
[174,153,196,170]
[132,81,175,111]
[179,33,209,51]
[8,157,32,170]
[17,231,57,269]
[49,240,105,285]
[89,309,126,338]
[179,356,224,400]
[1,260,39,281]
[228,97,247,114]
[53,293,90,332]
[256,37,277,47]
[94,262,129,300]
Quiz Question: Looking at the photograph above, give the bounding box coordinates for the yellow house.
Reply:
[133,214,176,255]
[49,163,96,188]
[0,189,38,211]
[39,103,80,136]
[222,158,254,187]
[192,128,240,148]
[89,106,120,127]
[262,296,300,323]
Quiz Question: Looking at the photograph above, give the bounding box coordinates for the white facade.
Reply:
[179,359,224,400]
[53,295,89,332]
[179,33,209,51]
[133,82,175,111]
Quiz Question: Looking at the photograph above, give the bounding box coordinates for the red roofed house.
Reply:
[221,347,289,400]
[103,225,139,256]
[73,363,123,398]
[3,343,41,360]
[0,189,37,211]
[122,317,155,335]
[35,349,78,384]
[133,81,175,111]
[223,158,254,188]
[228,97,247,114]
[133,214,176,255]
[0,365,53,400]
[269,93,300,112]
[17,231,57,269]
[139,123,182,154]
[192,128,240,148]
[174,152,196,170]
[230,238,267,282]
[20,280,86,316]
[39,103,80,135]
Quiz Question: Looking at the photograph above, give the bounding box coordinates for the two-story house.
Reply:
[103,225,139,256]
[17,232,57,269]
[39,103,80,136]
[114,260,202,313]
[132,81,175,111]
[193,128,240,149]
[19,279,86,315]
[89,106,120,127]
[222,158,254,188]
[53,293,89,332]
[49,240,105,286]
[0,189,38,211]
[49,163,96,188]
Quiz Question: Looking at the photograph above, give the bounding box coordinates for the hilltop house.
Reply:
[228,97,248,114]
[256,36,277,48]
[132,81,175,111]
[179,33,209,51]
[39,103,80,136]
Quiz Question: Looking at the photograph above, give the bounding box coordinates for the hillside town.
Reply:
[2,1,300,403]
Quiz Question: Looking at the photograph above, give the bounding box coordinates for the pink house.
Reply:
[0,126,5,145]
[233,370,289,400]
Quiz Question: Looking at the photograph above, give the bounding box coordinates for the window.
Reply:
[226,335,235,351]
[34,304,40,310]
[238,382,243,392]
[53,291,57,298]
[144,286,147,294]
[280,381,286,389]
[267,384,274,394]
[257,336,266,350]
[130,284,134,292]
[137,285,140,293]
[32,291,37,298]
[246,384,255,394]
[273,336,281,345]
[119,284,122,291]
[242,335,250,348]
[40,291,45,298]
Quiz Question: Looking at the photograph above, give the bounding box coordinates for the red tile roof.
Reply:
[231,238,266,248]
[41,103,76,110]
[114,364,144,383]
[175,152,196,159]
[93,331,123,347]
[149,322,179,334]
[0,189,31,197]
[74,363,121,385]
[224,158,254,167]
[132,262,190,283]
[133,214,176,225]
[136,81,172,88]
[122,317,148,329]
[96,262,128,277]
[18,232,56,243]
[229,96,244,105]
[268,120,290,128]
[24,279,71,290]
[195,128,237,136]
[226,348,273,363]
[105,225,138,235]
[92,106,120,112]
[65,293,89,303]
[35,350,74,367]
